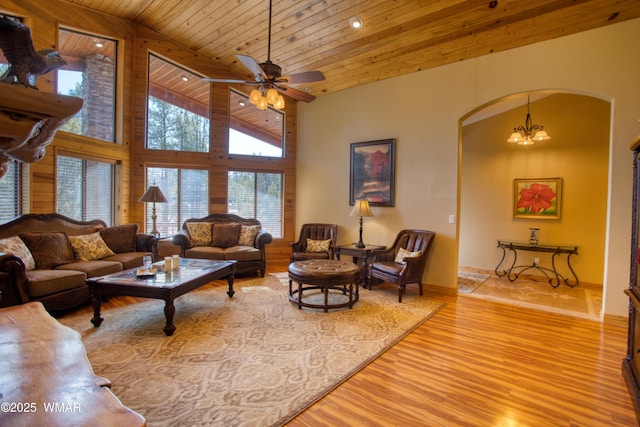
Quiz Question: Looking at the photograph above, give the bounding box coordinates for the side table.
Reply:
[335,243,385,288]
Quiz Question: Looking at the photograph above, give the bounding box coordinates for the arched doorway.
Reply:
[457,92,610,319]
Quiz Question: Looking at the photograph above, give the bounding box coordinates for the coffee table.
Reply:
[87,258,236,336]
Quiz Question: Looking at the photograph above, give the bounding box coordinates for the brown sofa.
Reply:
[172,213,272,277]
[0,213,157,311]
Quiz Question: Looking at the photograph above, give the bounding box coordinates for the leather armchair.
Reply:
[290,223,338,262]
[368,229,435,302]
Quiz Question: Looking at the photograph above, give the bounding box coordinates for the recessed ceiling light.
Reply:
[94,39,104,48]
[349,16,363,29]
[182,75,190,82]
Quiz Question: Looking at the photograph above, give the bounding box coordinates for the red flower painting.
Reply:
[514,179,561,219]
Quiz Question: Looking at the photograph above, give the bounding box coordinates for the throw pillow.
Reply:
[19,232,75,270]
[100,224,138,253]
[0,236,36,270]
[69,232,116,261]
[305,238,331,253]
[238,225,261,246]
[211,223,241,249]
[186,222,212,246]
[394,247,421,264]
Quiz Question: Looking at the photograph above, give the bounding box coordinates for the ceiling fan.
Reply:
[205,0,325,109]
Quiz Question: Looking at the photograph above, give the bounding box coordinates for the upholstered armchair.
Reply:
[368,229,435,302]
[290,223,338,262]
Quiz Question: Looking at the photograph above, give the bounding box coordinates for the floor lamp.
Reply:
[139,185,167,236]
[350,199,374,248]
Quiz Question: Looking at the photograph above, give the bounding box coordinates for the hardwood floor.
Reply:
[276,261,637,426]
[67,260,638,426]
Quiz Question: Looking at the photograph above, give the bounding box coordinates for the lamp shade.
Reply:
[274,95,285,110]
[532,130,551,141]
[139,185,167,203]
[266,88,279,104]
[507,132,523,144]
[350,199,373,217]
[249,89,262,105]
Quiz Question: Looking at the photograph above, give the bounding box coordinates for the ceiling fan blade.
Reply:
[276,85,316,103]
[203,78,255,84]
[237,54,266,81]
[279,71,325,84]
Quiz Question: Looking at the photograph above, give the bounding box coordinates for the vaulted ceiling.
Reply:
[61,0,640,101]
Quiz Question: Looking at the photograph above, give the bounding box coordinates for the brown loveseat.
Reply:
[0,213,157,311]
[172,213,272,277]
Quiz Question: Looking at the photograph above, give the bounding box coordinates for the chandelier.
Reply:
[507,96,551,145]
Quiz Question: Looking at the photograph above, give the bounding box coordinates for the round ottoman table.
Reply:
[288,259,361,312]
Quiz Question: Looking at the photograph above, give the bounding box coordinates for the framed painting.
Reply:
[350,139,395,207]
[513,177,562,219]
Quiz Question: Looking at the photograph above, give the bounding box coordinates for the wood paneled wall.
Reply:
[131,24,297,261]
[0,0,134,222]
[0,0,296,261]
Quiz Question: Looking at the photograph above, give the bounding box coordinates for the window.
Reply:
[146,54,210,152]
[0,162,29,224]
[56,155,115,225]
[228,171,283,238]
[0,15,17,78]
[57,29,117,142]
[145,167,209,236]
[229,90,283,157]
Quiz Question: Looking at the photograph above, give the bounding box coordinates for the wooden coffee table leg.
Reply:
[90,293,104,327]
[226,274,235,297]
[163,298,176,336]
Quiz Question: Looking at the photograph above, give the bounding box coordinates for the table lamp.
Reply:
[139,185,167,236]
[350,199,374,248]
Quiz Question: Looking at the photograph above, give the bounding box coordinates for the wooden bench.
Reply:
[0,302,146,427]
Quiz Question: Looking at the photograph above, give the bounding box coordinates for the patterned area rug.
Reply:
[58,274,444,426]
[457,271,490,293]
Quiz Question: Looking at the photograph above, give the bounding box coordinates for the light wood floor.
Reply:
[274,261,637,427]
[68,261,638,426]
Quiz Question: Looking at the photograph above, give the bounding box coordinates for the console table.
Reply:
[495,240,579,288]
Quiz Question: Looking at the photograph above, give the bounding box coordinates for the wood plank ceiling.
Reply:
[60,0,640,101]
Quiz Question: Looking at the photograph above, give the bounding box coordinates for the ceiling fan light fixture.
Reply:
[204,0,324,108]
[349,16,363,29]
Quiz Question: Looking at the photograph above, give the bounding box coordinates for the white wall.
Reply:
[297,18,640,317]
